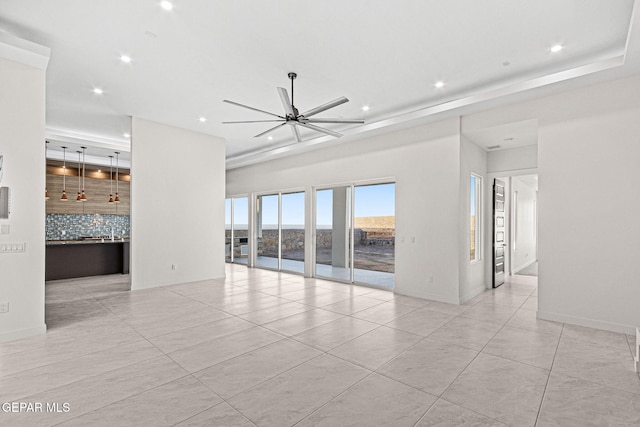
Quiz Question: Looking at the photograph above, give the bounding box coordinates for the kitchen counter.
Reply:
[46,240,130,280]
[46,239,129,246]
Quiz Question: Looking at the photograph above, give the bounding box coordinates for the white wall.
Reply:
[467,72,640,333]
[487,145,537,173]
[130,118,226,290]
[459,136,487,301]
[538,105,640,334]
[0,42,49,341]
[227,119,465,303]
[511,176,537,273]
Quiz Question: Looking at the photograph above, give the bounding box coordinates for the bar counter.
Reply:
[45,239,130,281]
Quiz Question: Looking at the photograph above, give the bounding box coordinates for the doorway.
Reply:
[510,175,538,277]
[314,182,395,289]
[255,191,305,274]
[491,174,538,282]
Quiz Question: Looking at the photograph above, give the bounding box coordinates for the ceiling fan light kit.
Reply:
[223,72,364,143]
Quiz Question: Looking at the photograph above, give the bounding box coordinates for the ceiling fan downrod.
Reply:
[288,72,297,115]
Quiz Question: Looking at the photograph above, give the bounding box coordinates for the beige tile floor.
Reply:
[1,265,639,426]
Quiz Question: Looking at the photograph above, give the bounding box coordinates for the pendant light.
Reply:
[60,146,68,201]
[108,155,114,203]
[114,152,121,203]
[80,146,87,202]
[76,150,82,202]
[45,141,50,200]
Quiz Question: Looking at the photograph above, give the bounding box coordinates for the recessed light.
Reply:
[550,44,563,53]
[361,105,370,112]
[98,169,102,173]
[160,1,173,11]
[199,117,207,123]
[93,88,103,95]
[120,55,131,63]
[435,81,445,88]
[123,133,130,138]
[267,136,273,141]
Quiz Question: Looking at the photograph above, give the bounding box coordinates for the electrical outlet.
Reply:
[0,301,9,314]
[0,242,26,253]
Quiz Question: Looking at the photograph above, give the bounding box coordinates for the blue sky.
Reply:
[226,183,395,227]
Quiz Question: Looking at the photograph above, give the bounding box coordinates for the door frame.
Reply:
[311,178,396,289]
[484,168,538,288]
[253,188,307,275]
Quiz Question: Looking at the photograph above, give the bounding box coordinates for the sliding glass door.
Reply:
[256,194,279,270]
[353,183,395,287]
[281,192,305,273]
[254,191,305,274]
[314,183,395,289]
[232,196,249,265]
[315,187,352,282]
[225,198,232,262]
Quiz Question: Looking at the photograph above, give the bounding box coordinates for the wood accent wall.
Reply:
[46,174,130,215]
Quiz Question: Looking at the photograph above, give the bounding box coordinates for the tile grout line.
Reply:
[533,322,565,427]
[181,375,258,427]
[40,268,547,427]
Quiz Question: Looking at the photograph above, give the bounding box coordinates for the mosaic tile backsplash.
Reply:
[46,214,130,240]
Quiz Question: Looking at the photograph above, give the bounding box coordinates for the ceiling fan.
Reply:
[222,72,364,142]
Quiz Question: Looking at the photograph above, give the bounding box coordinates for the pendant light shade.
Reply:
[76,151,82,202]
[108,155,114,203]
[45,141,50,200]
[60,146,68,201]
[80,147,87,202]
[114,151,120,203]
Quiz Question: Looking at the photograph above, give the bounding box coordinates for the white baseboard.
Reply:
[537,310,636,335]
[460,284,487,304]
[394,289,460,305]
[0,323,47,343]
[513,259,537,274]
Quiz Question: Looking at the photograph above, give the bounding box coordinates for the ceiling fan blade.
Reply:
[223,120,285,124]
[304,118,365,124]
[254,122,287,138]
[291,125,302,143]
[301,97,349,118]
[297,122,343,138]
[277,87,295,117]
[223,99,284,119]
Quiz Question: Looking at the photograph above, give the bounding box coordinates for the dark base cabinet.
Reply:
[46,242,130,281]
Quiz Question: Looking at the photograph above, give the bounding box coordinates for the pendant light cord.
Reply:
[61,147,66,189]
[77,151,81,195]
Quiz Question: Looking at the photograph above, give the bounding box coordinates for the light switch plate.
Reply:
[0,224,8,234]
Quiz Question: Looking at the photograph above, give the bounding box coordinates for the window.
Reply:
[470,175,481,261]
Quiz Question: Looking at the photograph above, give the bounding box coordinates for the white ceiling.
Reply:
[463,119,538,151]
[0,0,636,166]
